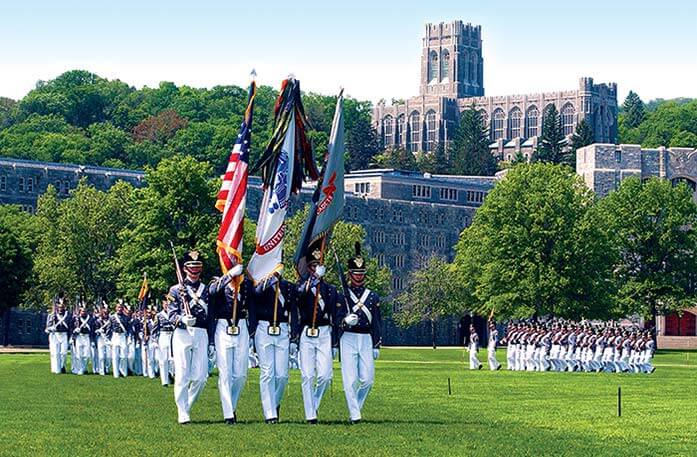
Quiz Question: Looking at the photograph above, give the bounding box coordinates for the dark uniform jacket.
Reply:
[46,311,74,333]
[168,278,214,345]
[208,276,255,326]
[249,278,299,340]
[296,277,339,345]
[337,285,382,349]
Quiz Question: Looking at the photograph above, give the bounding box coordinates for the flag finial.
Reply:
[250,69,257,79]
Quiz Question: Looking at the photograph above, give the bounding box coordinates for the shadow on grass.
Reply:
[187,418,461,426]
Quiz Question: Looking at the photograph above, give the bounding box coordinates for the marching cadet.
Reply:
[296,246,338,424]
[468,325,482,370]
[126,306,142,376]
[110,301,131,378]
[94,305,111,375]
[487,320,501,371]
[45,299,73,374]
[250,271,298,424]
[140,307,157,379]
[72,305,96,375]
[208,260,250,425]
[336,243,382,424]
[168,250,215,425]
[154,298,175,387]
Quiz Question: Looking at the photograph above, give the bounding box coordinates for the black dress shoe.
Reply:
[350,419,361,425]
[307,419,318,424]
[224,417,236,425]
[162,384,169,388]
[265,418,278,424]
[180,421,190,426]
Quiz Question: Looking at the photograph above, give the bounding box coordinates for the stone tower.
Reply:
[419,20,484,98]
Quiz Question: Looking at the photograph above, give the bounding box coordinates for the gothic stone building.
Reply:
[372,20,619,162]
[577,143,697,349]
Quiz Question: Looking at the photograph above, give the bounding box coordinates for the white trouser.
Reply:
[593,347,604,370]
[539,347,549,371]
[50,332,69,373]
[255,321,290,420]
[141,341,157,378]
[525,345,535,371]
[340,332,374,422]
[74,334,92,375]
[557,347,566,371]
[215,319,250,420]
[550,344,560,371]
[469,343,481,369]
[127,338,141,375]
[96,335,109,375]
[515,344,525,370]
[565,346,575,371]
[506,344,515,370]
[172,327,209,423]
[300,325,333,420]
[158,331,174,385]
[487,343,500,370]
[111,333,129,377]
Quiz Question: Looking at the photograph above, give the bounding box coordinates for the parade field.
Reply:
[0,348,695,457]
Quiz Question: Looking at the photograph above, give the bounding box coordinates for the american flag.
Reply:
[215,80,256,273]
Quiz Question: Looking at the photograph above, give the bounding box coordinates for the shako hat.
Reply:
[348,242,366,273]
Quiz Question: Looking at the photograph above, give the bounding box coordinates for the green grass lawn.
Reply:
[1,348,696,457]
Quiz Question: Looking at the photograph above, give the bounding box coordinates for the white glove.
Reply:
[315,265,326,278]
[332,347,339,360]
[208,344,216,359]
[182,315,196,327]
[46,326,55,334]
[289,342,298,357]
[373,348,380,360]
[228,264,244,278]
[343,313,359,326]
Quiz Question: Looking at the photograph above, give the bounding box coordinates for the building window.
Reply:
[63,180,70,195]
[392,210,404,224]
[376,253,385,267]
[561,103,576,136]
[479,110,489,131]
[419,234,430,248]
[392,276,405,291]
[0,176,6,192]
[435,234,446,248]
[428,51,438,83]
[492,109,505,140]
[374,230,386,244]
[440,49,450,82]
[383,116,394,147]
[466,190,485,204]
[394,255,404,268]
[424,111,437,152]
[509,107,522,138]
[394,231,405,245]
[395,114,405,145]
[412,184,431,199]
[27,177,34,193]
[525,106,539,137]
[19,177,25,192]
[615,150,622,163]
[409,112,421,152]
[354,182,371,194]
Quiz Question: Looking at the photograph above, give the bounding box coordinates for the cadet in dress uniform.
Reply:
[110,302,131,378]
[208,261,251,425]
[126,306,142,376]
[468,324,483,370]
[168,250,215,425]
[296,246,339,424]
[154,298,175,386]
[72,305,96,375]
[94,306,111,375]
[336,243,382,424]
[250,271,299,424]
[45,300,73,374]
[140,307,158,379]
[487,320,501,371]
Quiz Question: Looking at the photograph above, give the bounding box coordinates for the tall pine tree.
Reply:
[450,107,497,176]
[567,119,595,169]
[532,105,565,164]
[622,91,645,129]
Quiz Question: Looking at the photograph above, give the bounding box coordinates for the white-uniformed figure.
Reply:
[468,324,483,370]
[296,246,338,424]
[336,242,382,424]
[503,324,516,370]
[168,250,215,425]
[109,301,130,378]
[208,261,251,425]
[125,306,142,376]
[154,298,175,386]
[72,305,95,375]
[487,320,501,371]
[94,306,111,375]
[140,307,157,379]
[45,299,72,374]
[250,272,298,424]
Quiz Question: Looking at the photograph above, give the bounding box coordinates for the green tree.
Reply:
[596,177,697,323]
[569,118,595,168]
[533,105,566,165]
[669,131,697,148]
[344,99,381,171]
[622,91,646,129]
[450,107,497,176]
[452,163,614,320]
[372,147,418,171]
[394,256,459,347]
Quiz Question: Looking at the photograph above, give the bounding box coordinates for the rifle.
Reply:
[169,241,192,316]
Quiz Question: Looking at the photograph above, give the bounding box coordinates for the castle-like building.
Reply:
[372,20,619,161]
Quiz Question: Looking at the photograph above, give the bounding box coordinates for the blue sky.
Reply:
[1,0,696,103]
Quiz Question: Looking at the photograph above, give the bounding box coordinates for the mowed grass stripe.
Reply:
[0,349,694,457]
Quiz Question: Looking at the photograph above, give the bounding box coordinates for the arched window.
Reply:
[425,111,437,152]
[561,103,576,136]
[409,112,421,152]
[440,50,450,82]
[470,54,477,82]
[428,51,438,83]
[382,116,393,146]
[508,107,522,138]
[492,109,505,140]
[395,114,405,145]
[525,106,539,137]
[460,51,469,83]
[479,110,489,131]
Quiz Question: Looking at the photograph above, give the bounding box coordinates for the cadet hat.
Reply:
[306,240,324,266]
[182,250,203,270]
[348,242,366,273]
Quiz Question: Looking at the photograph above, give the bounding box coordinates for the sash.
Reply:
[348,288,372,324]
[55,312,68,329]
[186,283,207,314]
[98,318,110,334]
[78,317,90,332]
[114,314,127,333]
[310,286,326,312]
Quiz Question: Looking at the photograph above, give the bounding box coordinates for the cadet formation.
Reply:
[466,319,656,374]
[45,245,382,425]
